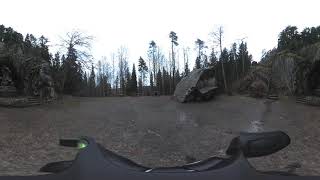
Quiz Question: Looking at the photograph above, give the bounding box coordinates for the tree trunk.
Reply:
[102,77,105,97]
[153,50,156,89]
[220,38,229,94]
[235,60,239,80]
[171,42,175,92]
[242,52,245,76]
[142,74,144,95]
[162,71,165,95]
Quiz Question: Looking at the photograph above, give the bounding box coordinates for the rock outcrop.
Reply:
[39,61,55,99]
[0,42,56,100]
[240,42,320,98]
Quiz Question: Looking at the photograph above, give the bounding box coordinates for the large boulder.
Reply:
[174,67,218,103]
[249,80,268,98]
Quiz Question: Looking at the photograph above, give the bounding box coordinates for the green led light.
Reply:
[77,140,88,149]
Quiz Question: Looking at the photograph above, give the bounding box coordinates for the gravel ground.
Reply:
[0,95,319,176]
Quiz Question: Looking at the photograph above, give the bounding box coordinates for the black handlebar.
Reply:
[0,132,318,180]
[226,131,291,157]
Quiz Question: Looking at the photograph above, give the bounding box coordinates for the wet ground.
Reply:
[0,95,319,176]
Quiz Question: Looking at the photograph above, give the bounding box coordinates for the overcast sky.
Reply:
[1,0,319,69]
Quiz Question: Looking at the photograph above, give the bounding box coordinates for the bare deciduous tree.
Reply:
[210,26,229,94]
[117,46,129,95]
[60,31,94,68]
[149,40,157,84]
[59,30,93,93]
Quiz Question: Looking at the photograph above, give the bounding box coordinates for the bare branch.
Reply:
[59,30,94,68]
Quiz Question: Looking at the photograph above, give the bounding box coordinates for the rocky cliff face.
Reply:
[0,42,55,99]
[270,52,302,95]
[240,43,320,97]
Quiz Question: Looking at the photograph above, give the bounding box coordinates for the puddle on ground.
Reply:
[248,100,273,132]
[177,111,199,128]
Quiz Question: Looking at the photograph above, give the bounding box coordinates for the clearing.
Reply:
[0,95,319,175]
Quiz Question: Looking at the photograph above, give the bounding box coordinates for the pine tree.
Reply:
[230,43,238,80]
[209,48,218,66]
[150,72,154,92]
[60,31,93,95]
[220,48,230,83]
[138,77,143,95]
[156,69,163,94]
[237,42,251,76]
[182,47,190,77]
[138,56,148,94]
[184,62,190,77]
[195,56,201,69]
[131,64,138,95]
[195,39,205,66]
[63,45,82,94]
[38,35,50,61]
[278,26,301,51]
[162,68,170,95]
[125,67,131,95]
[175,70,181,85]
[52,52,61,70]
[83,73,88,96]
[89,64,96,96]
[203,55,209,68]
[169,31,178,88]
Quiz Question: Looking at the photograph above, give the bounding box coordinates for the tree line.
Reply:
[1,24,255,97]
[75,28,253,97]
[277,25,320,52]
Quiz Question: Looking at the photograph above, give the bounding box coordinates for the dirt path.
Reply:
[0,95,319,176]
